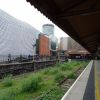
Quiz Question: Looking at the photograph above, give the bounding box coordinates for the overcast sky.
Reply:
[0,0,69,38]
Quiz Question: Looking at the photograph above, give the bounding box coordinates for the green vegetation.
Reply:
[54,73,65,83]
[21,76,41,93]
[60,65,67,71]
[0,60,89,100]
[37,87,64,100]
[2,75,13,87]
[67,72,76,79]
[43,68,50,74]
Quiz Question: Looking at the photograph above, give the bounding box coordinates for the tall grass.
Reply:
[21,76,42,93]
[60,66,67,71]
[67,72,76,79]
[54,73,65,83]
[49,68,58,75]
[2,75,13,87]
[43,68,50,74]
[0,88,17,100]
[0,75,42,99]
[0,60,89,99]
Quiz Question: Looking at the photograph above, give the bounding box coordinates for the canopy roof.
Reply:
[27,0,100,54]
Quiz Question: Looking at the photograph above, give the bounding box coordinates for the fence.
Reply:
[0,55,33,64]
[0,60,58,78]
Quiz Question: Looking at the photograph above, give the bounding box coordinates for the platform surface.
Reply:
[61,60,95,100]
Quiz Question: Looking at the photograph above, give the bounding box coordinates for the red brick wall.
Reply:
[39,34,50,56]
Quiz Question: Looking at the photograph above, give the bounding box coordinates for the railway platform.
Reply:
[61,60,100,100]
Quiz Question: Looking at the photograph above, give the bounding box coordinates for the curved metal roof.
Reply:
[27,0,100,54]
[0,9,40,55]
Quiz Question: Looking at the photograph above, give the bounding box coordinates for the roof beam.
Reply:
[80,30,100,39]
[56,8,100,18]
[90,0,100,9]
[61,0,87,12]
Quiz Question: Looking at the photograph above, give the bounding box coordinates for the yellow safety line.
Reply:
[95,64,100,100]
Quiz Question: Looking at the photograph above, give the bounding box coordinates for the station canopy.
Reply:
[27,0,100,54]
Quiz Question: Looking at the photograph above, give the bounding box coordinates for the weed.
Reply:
[60,66,67,71]
[54,73,65,83]
[21,76,41,93]
[49,69,58,75]
[2,75,13,87]
[0,89,16,100]
[67,72,76,79]
[43,68,50,74]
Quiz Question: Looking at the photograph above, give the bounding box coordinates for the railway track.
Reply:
[59,67,85,92]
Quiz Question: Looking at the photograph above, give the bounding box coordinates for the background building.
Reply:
[42,24,54,36]
[38,34,50,56]
[42,24,58,55]
[67,37,85,51]
[59,37,90,59]
[67,37,90,59]
[49,34,58,51]
[0,9,59,61]
[59,37,68,51]
[0,9,40,57]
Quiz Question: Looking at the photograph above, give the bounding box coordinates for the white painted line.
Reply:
[61,60,93,100]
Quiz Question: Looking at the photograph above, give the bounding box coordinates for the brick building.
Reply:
[38,34,50,56]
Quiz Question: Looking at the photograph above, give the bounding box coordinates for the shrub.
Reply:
[66,64,73,70]
[60,66,67,71]
[49,69,58,75]
[0,94,15,100]
[43,68,50,74]
[2,75,13,87]
[0,89,16,100]
[67,72,76,79]
[55,62,60,67]
[54,73,65,83]
[21,76,41,93]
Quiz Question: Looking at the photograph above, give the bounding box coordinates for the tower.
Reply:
[42,24,54,36]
